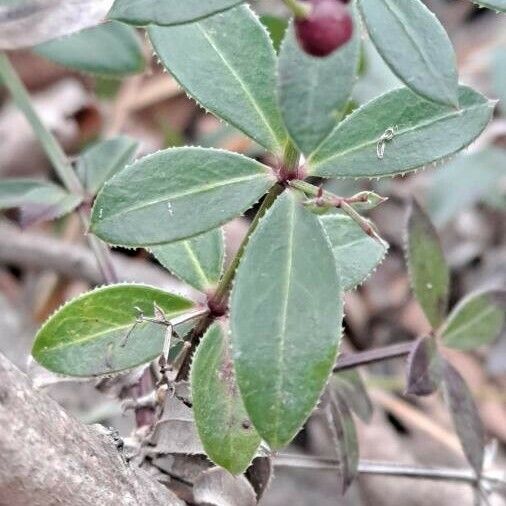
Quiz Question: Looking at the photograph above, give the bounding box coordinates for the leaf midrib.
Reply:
[99,172,267,222]
[183,240,211,289]
[309,100,485,168]
[272,199,295,445]
[196,21,282,151]
[37,309,189,355]
[381,0,453,101]
[444,304,498,343]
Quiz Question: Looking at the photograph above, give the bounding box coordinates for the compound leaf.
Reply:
[358,0,458,106]
[109,0,243,26]
[308,86,493,179]
[326,389,359,493]
[405,335,443,396]
[152,228,225,292]
[148,5,287,154]
[320,213,388,290]
[231,191,343,449]
[443,361,485,475]
[191,322,261,474]
[77,136,138,195]
[34,21,144,77]
[442,290,506,351]
[0,178,81,227]
[406,199,449,328]
[91,147,275,247]
[32,284,194,377]
[278,7,360,155]
[331,370,373,423]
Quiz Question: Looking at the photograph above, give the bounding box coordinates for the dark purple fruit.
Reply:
[295,0,353,58]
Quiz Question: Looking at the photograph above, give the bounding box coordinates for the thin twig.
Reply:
[274,454,506,488]
[333,341,414,372]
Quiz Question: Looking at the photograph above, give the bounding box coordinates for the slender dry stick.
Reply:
[0,52,117,284]
[274,454,506,489]
[333,341,414,372]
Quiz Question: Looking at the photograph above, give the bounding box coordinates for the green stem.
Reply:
[283,0,311,18]
[213,183,284,304]
[282,140,302,174]
[0,52,117,284]
[289,179,382,242]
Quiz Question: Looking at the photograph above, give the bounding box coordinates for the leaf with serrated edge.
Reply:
[91,147,275,247]
[109,0,244,26]
[405,199,449,329]
[358,0,458,106]
[331,370,373,423]
[405,335,443,396]
[0,178,82,226]
[76,136,138,195]
[151,228,225,293]
[443,360,485,475]
[471,0,506,11]
[34,22,144,77]
[191,322,261,474]
[320,213,388,290]
[231,190,343,449]
[442,290,506,351]
[32,284,194,377]
[278,5,360,155]
[308,86,494,179]
[326,389,359,493]
[148,5,287,154]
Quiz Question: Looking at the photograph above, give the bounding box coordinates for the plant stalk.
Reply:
[333,341,414,372]
[212,183,284,305]
[0,52,117,284]
[274,455,506,488]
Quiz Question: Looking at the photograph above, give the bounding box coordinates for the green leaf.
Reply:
[278,9,360,156]
[331,370,373,423]
[191,322,261,474]
[442,290,506,351]
[428,149,506,226]
[405,335,443,396]
[231,191,343,449]
[91,147,275,247]
[151,228,225,292]
[34,22,144,77]
[0,178,82,227]
[109,0,244,26]
[32,284,194,377]
[443,360,485,475]
[77,136,138,195]
[406,200,449,328]
[326,389,359,493]
[471,0,506,11]
[148,5,287,154]
[308,86,493,179]
[320,213,388,290]
[358,0,458,106]
[260,15,288,53]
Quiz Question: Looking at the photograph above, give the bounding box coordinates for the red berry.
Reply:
[295,0,353,58]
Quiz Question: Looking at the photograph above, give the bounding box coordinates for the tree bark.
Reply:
[0,352,185,506]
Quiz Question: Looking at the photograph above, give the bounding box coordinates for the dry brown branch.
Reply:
[0,352,185,506]
[0,220,189,292]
